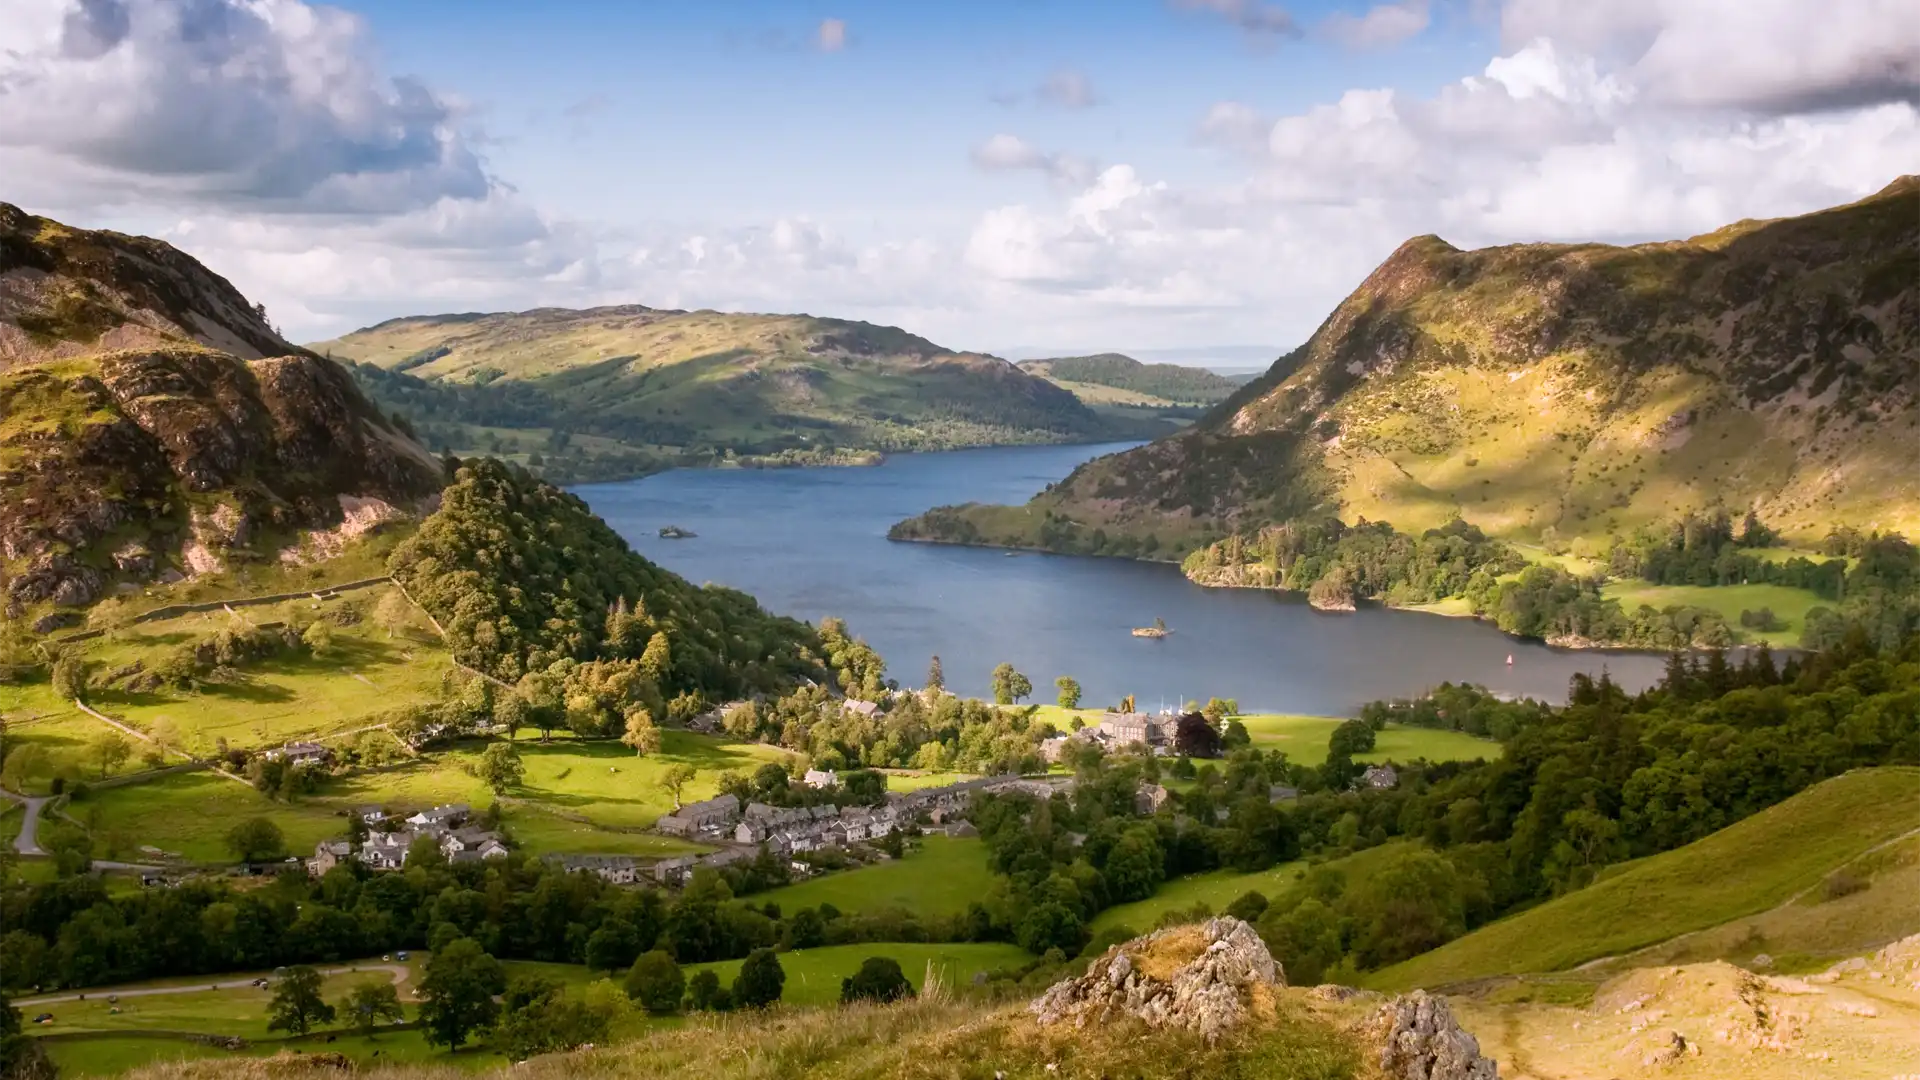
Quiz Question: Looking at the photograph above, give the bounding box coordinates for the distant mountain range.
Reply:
[1016,353,1244,407]
[310,307,1168,481]
[897,176,1920,556]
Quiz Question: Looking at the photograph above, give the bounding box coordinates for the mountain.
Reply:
[1017,352,1245,406]
[0,202,444,626]
[310,307,1165,478]
[897,178,1920,557]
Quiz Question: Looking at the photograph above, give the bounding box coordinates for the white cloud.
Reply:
[0,0,490,214]
[1171,0,1303,40]
[969,134,1097,185]
[816,17,847,52]
[1322,0,1430,49]
[1500,0,1920,113]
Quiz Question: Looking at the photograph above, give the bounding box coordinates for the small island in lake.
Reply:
[659,525,698,539]
[1131,617,1169,639]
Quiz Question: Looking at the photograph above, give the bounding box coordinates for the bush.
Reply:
[839,956,914,1005]
[1823,869,1869,902]
[731,948,785,1009]
[685,969,724,1012]
[623,950,684,1014]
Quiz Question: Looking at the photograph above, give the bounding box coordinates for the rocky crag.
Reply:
[0,202,445,626]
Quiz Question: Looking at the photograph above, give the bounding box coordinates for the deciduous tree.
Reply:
[417,937,505,1050]
[267,965,336,1035]
[1054,676,1082,710]
[476,743,524,794]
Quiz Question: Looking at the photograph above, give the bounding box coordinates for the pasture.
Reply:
[754,837,993,919]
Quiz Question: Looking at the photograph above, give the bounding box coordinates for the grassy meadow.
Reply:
[754,837,994,919]
[681,942,1032,1007]
[1088,863,1305,937]
[1598,580,1824,647]
[1367,767,1920,991]
[1236,716,1500,767]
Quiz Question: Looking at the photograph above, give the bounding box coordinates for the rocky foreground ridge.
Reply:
[1031,917,1497,1079]
[0,202,445,625]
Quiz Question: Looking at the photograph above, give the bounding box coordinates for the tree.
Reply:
[1016,902,1083,955]
[991,663,1031,706]
[267,965,337,1035]
[302,620,336,656]
[225,817,286,863]
[491,976,610,1061]
[925,655,944,692]
[1054,676,1082,710]
[0,990,54,1080]
[621,707,662,756]
[624,950,685,1015]
[492,691,531,738]
[839,956,913,1004]
[685,969,724,1011]
[417,937,506,1050]
[782,907,826,950]
[475,742,524,795]
[343,981,405,1035]
[1202,698,1239,725]
[662,763,697,809]
[730,948,785,1009]
[1173,713,1223,758]
[90,732,131,778]
[1327,718,1377,758]
[50,656,88,703]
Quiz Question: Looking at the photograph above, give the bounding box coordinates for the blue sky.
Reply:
[2,0,1915,356]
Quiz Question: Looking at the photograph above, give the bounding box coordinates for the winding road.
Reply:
[2,790,48,856]
[12,964,411,1007]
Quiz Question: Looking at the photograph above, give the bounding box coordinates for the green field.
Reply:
[1368,767,1920,991]
[72,725,779,863]
[1088,863,1306,936]
[754,837,993,918]
[1599,580,1825,646]
[683,942,1031,1008]
[80,587,452,754]
[1237,716,1500,767]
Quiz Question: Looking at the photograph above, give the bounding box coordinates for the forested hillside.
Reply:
[1017,353,1243,405]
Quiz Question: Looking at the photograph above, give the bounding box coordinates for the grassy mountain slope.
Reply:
[310,307,1162,471]
[0,203,444,626]
[1367,767,1920,992]
[1018,353,1244,406]
[900,178,1920,556]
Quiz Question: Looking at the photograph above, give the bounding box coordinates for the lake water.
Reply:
[574,443,1669,716]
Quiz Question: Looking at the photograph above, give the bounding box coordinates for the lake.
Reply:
[575,442,1669,716]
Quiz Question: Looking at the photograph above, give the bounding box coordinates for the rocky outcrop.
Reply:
[1030,917,1283,1043]
[0,204,448,619]
[1375,990,1498,1080]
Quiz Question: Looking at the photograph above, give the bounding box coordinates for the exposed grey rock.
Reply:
[1377,990,1498,1080]
[31,611,82,634]
[1030,917,1283,1043]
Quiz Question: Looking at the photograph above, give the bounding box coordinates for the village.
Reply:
[292,702,1399,891]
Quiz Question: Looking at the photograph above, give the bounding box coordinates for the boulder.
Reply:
[1030,917,1283,1043]
[1376,990,1498,1080]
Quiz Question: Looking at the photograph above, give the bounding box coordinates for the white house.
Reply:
[803,769,839,789]
[406,804,471,828]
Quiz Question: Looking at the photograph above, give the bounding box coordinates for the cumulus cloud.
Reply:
[1322,0,1430,49]
[969,134,1096,185]
[1171,0,1302,40]
[816,17,847,52]
[0,0,491,214]
[1501,0,1920,114]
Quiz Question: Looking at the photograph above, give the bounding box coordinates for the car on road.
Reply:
[381,955,392,962]
[33,1014,53,1024]
[252,978,269,988]
[395,951,409,961]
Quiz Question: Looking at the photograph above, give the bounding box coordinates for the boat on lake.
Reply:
[1132,617,1169,639]
[659,525,697,539]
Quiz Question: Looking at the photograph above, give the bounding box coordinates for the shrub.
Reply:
[839,956,914,1005]
[1823,869,1869,902]
[731,948,785,1009]
[624,950,684,1015]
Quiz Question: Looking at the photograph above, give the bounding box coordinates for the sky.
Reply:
[2,1,1916,360]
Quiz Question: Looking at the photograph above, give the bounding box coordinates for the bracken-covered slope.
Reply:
[311,306,1161,458]
[0,202,445,625]
[902,178,1919,554]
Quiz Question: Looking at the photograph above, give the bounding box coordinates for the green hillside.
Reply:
[898,178,1920,554]
[311,308,1161,481]
[1017,353,1244,406]
[1366,767,1920,991]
